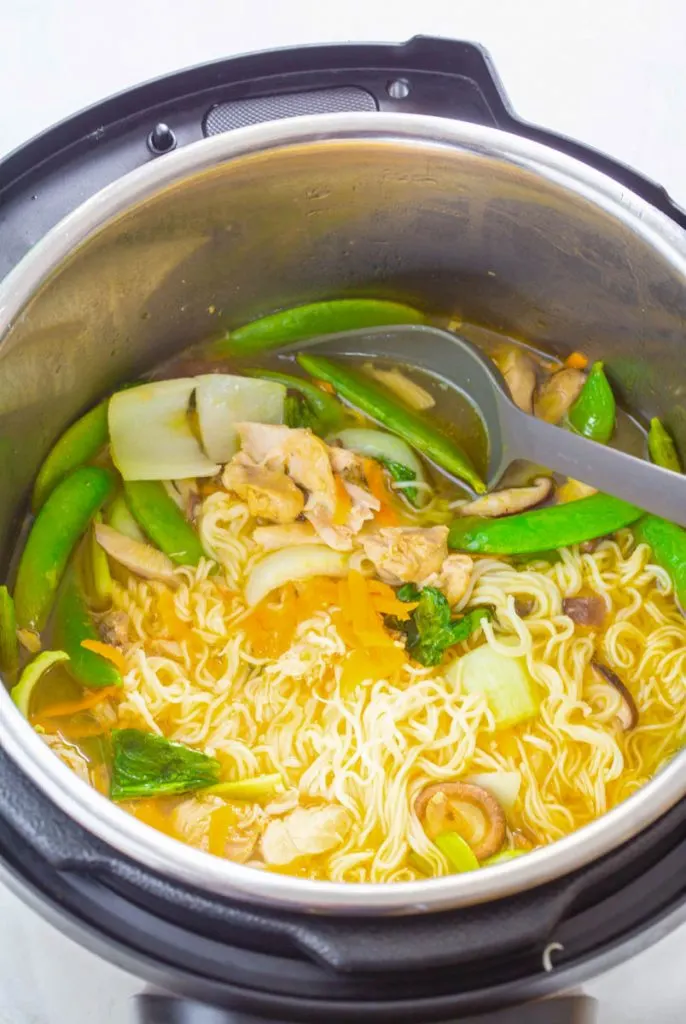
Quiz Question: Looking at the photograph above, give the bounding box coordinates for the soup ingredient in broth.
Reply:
[94,523,179,586]
[111,729,221,800]
[416,781,506,860]
[634,514,686,610]
[106,494,146,542]
[457,476,553,518]
[448,493,643,555]
[0,586,18,677]
[204,774,284,801]
[87,514,114,610]
[245,369,346,435]
[31,400,109,512]
[194,374,285,462]
[496,348,537,413]
[362,362,435,411]
[109,379,220,481]
[14,466,116,632]
[567,361,616,443]
[298,353,485,492]
[393,585,491,667]
[433,832,479,873]
[124,481,206,566]
[329,428,428,508]
[52,568,122,689]
[11,649,70,717]
[245,545,350,607]
[214,299,426,357]
[533,367,585,423]
[648,417,682,472]
[448,645,539,729]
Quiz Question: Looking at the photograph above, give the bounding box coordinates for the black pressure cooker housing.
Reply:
[0,37,684,1024]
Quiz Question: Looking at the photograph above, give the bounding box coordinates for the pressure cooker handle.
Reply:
[204,35,684,229]
[136,992,598,1023]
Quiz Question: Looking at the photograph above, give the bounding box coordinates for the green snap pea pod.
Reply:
[448,493,642,555]
[52,568,121,689]
[11,650,70,718]
[214,300,426,357]
[297,354,486,493]
[124,480,205,566]
[647,418,682,472]
[244,368,345,433]
[634,515,686,610]
[567,362,616,443]
[32,401,109,512]
[0,586,18,677]
[14,466,116,632]
[88,514,113,610]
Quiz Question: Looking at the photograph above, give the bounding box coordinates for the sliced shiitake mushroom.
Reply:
[415,781,506,861]
[563,596,607,627]
[497,348,537,414]
[533,368,586,424]
[591,660,639,730]
[458,476,553,519]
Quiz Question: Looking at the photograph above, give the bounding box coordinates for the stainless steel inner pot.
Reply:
[0,112,684,915]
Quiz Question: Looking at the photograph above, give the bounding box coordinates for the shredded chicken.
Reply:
[328,445,366,483]
[422,553,474,606]
[252,523,321,550]
[41,734,91,784]
[223,459,305,523]
[261,805,351,867]
[361,526,449,585]
[234,422,293,465]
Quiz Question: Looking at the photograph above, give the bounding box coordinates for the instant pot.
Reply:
[0,36,684,1024]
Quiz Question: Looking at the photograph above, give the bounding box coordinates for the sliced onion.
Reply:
[195,374,285,463]
[109,379,219,481]
[245,545,349,607]
[466,771,522,812]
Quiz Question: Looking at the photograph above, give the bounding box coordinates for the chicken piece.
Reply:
[328,444,366,484]
[223,460,305,523]
[342,481,380,532]
[261,805,351,867]
[234,422,293,466]
[361,526,449,585]
[252,523,321,550]
[98,610,130,649]
[422,553,474,607]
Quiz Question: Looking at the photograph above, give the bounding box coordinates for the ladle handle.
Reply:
[503,405,686,529]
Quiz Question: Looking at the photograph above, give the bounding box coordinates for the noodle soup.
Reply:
[5,302,685,882]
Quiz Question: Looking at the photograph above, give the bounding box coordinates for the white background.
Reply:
[1,1,685,1021]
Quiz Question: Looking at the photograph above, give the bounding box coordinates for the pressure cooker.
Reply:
[0,36,684,1024]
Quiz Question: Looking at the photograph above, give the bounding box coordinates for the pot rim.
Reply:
[1,111,685,915]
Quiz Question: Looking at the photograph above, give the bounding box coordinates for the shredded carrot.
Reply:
[242,584,298,657]
[39,685,121,719]
[208,803,239,857]
[367,579,418,619]
[314,378,335,394]
[132,799,178,838]
[157,590,203,654]
[565,351,588,370]
[364,458,399,526]
[80,639,128,673]
[340,645,406,694]
[333,474,353,526]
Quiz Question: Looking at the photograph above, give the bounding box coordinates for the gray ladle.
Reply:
[295,324,686,528]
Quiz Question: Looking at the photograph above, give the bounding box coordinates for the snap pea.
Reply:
[647,418,682,472]
[634,515,686,610]
[88,514,113,610]
[244,369,345,434]
[31,401,109,512]
[14,466,116,632]
[124,480,205,566]
[567,362,616,444]
[106,493,146,542]
[297,354,486,493]
[215,299,426,357]
[0,586,18,678]
[11,650,70,718]
[448,493,642,555]
[53,567,121,689]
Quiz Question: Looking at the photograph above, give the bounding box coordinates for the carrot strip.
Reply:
[333,475,353,526]
[364,459,399,526]
[209,803,239,857]
[565,351,588,370]
[80,639,128,673]
[39,685,121,719]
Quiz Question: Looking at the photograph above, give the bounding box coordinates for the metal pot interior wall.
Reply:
[1,132,685,566]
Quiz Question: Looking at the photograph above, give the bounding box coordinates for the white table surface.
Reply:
[1,1,685,1021]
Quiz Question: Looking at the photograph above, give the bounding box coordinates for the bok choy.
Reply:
[111,729,221,800]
